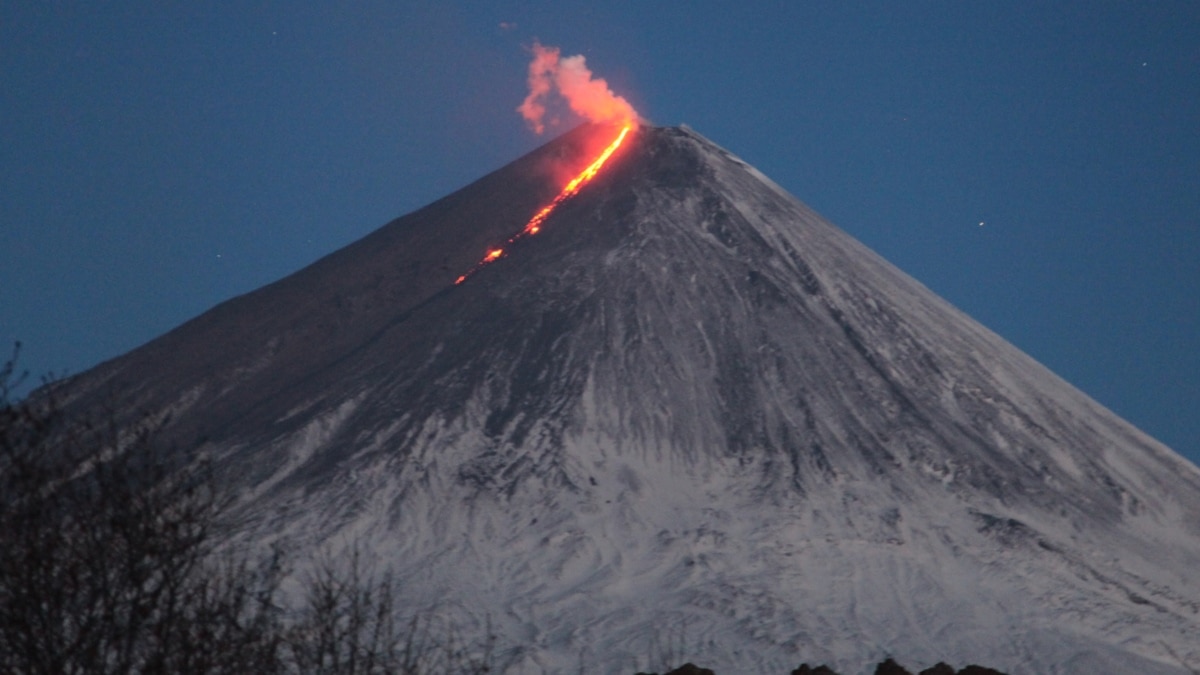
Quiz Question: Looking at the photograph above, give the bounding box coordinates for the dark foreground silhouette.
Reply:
[638,658,1009,675]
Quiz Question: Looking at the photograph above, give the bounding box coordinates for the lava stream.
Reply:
[455,124,634,285]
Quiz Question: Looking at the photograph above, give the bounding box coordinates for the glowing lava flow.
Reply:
[455,124,634,285]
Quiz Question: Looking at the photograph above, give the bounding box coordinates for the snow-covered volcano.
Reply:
[63,124,1200,674]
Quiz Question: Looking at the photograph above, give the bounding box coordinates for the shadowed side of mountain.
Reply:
[55,124,635,446]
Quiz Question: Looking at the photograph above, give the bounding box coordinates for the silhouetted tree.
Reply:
[0,346,494,674]
[0,345,284,673]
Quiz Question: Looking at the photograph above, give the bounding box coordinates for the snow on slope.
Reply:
[61,125,1200,674]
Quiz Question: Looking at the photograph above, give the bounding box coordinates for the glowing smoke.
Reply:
[518,42,638,134]
[453,43,637,285]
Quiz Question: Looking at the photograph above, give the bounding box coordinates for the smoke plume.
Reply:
[517,42,637,134]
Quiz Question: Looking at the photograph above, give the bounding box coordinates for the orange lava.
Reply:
[454,124,634,285]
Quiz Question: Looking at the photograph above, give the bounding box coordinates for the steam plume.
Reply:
[517,42,637,134]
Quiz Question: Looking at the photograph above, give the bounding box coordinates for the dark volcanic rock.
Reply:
[665,665,716,675]
[635,666,716,675]
[792,665,840,675]
[875,658,914,675]
[640,661,1009,675]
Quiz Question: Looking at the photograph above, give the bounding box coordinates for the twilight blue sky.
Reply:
[3,2,1198,466]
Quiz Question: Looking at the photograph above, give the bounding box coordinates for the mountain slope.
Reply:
[62,124,1200,674]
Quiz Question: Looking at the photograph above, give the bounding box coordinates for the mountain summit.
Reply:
[63,125,1200,673]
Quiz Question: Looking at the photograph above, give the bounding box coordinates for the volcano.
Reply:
[61,124,1200,674]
